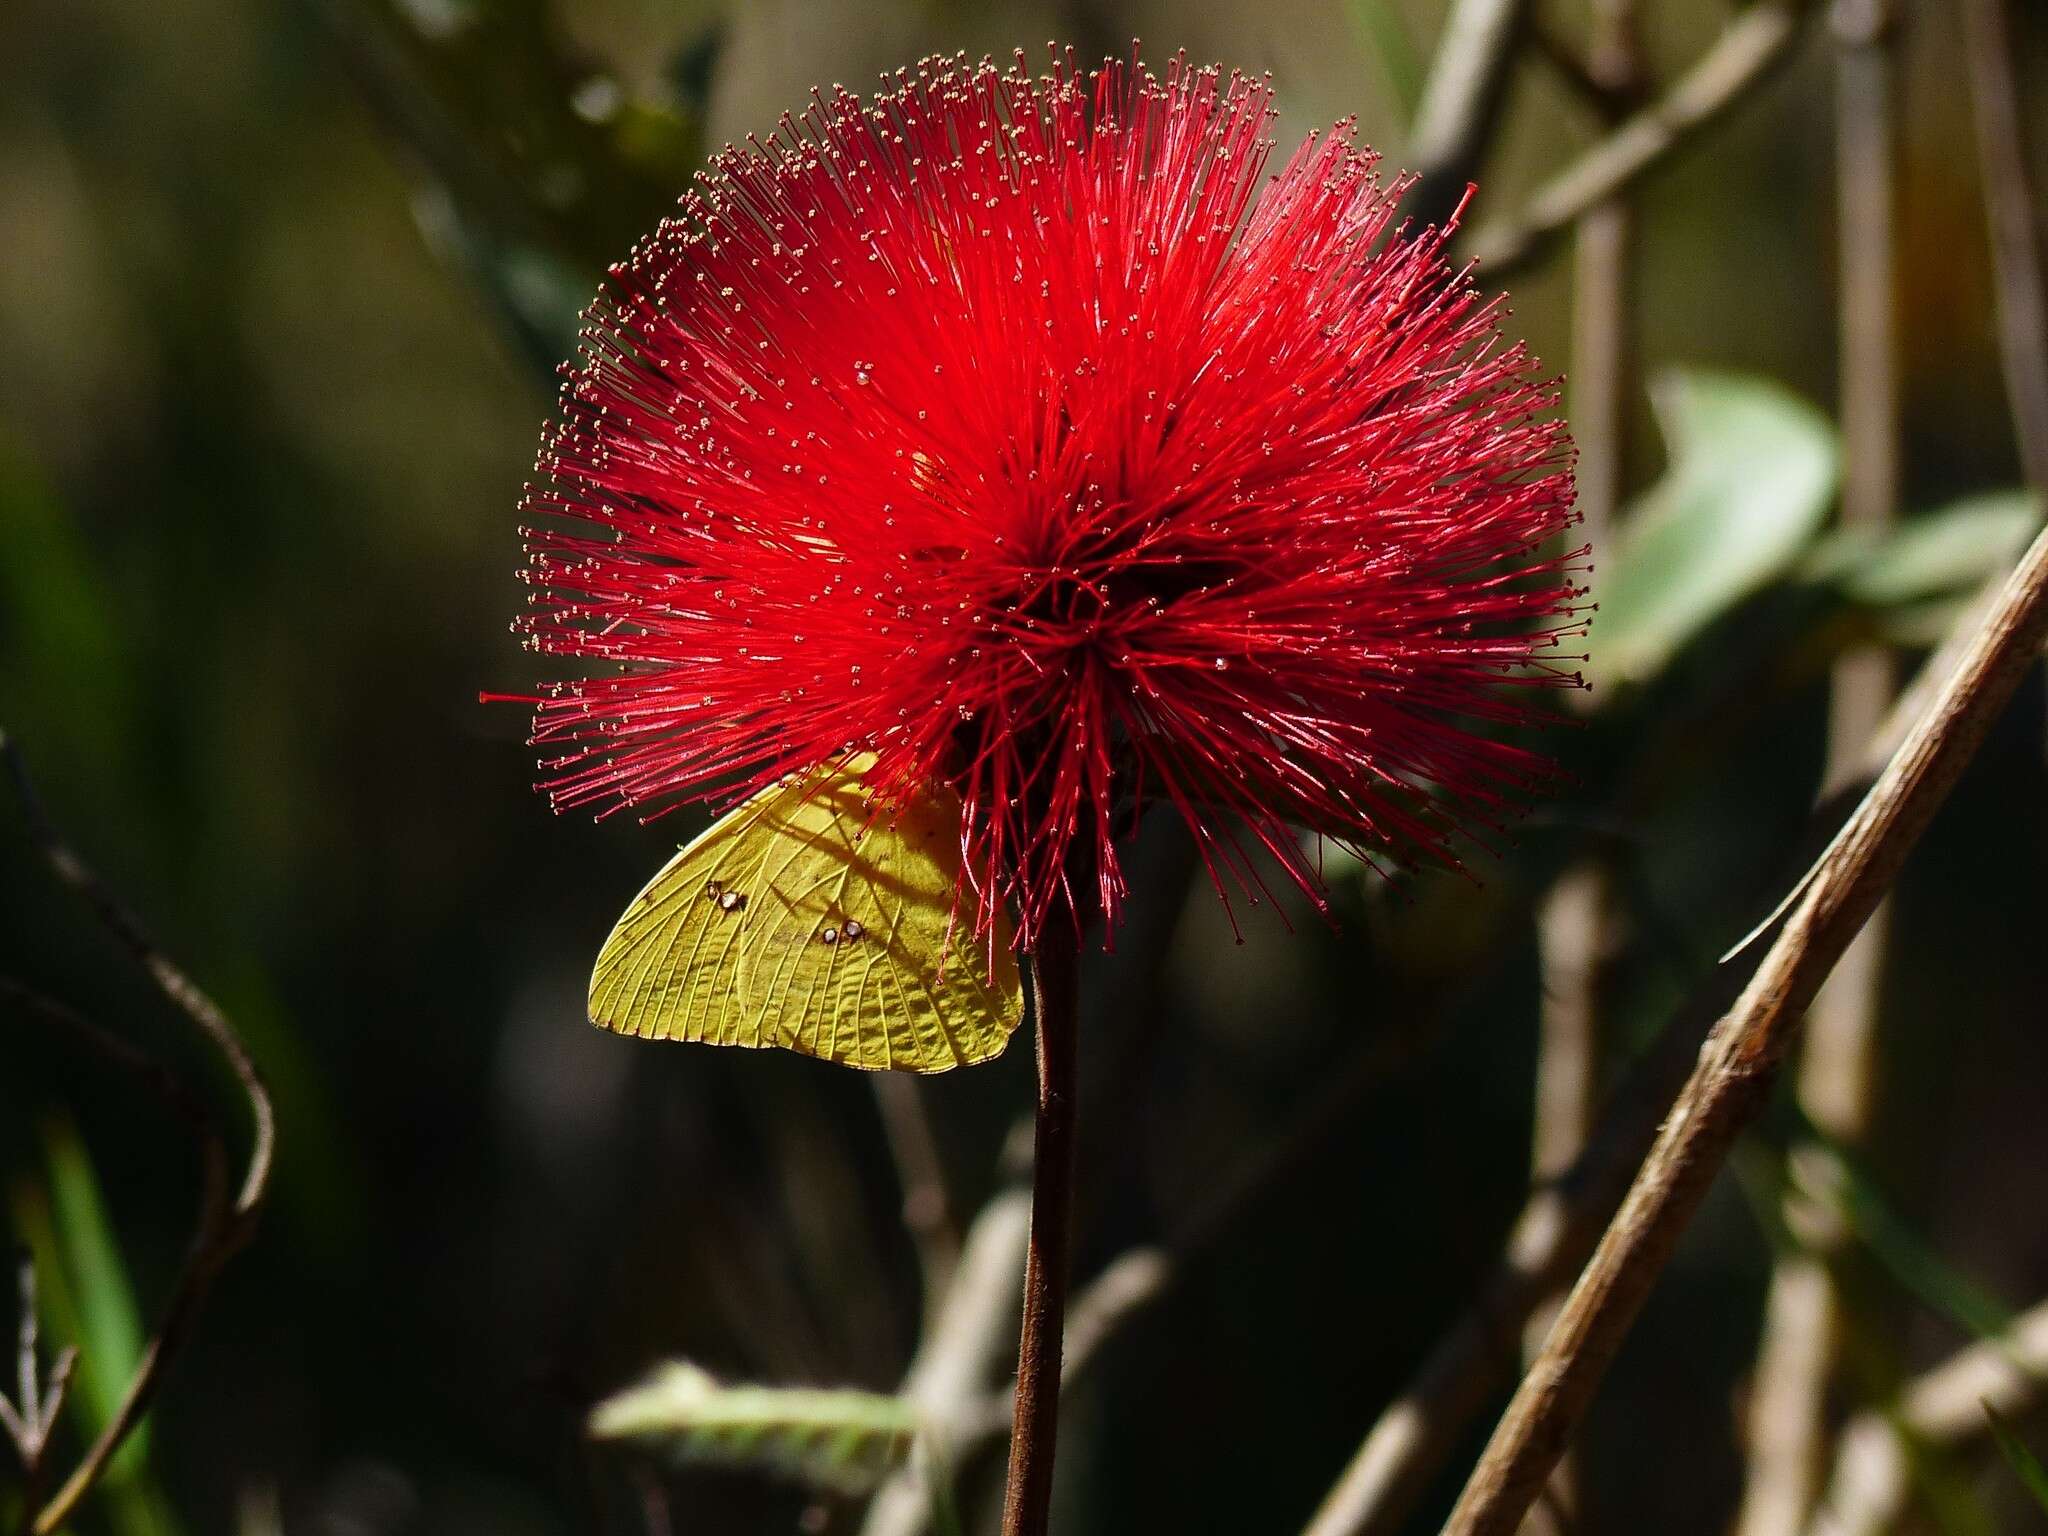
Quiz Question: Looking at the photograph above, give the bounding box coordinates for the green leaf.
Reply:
[38,1116,152,1473]
[1344,0,1423,117]
[1868,596,1983,649]
[1815,491,2044,608]
[589,1361,921,1495]
[1984,1403,2048,1514]
[1595,370,1838,690]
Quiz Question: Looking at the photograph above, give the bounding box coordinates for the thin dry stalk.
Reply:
[1962,0,2048,488]
[1562,0,1642,562]
[0,1251,78,1533]
[1,733,275,1535]
[1299,961,1743,1536]
[1525,862,1610,1528]
[860,1191,1032,1536]
[1437,8,2048,1522]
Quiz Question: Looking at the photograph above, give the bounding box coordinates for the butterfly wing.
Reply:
[587,795,772,1047]
[587,758,1023,1072]
[737,765,1023,1071]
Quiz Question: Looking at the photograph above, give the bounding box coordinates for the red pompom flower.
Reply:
[516,51,1584,949]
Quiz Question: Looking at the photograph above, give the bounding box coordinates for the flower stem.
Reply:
[1000,918,1082,1536]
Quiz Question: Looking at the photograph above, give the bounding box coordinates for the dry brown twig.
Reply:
[1405,0,1534,231]
[1300,955,1741,1536]
[1467,0,1819,275]
[1756,16,2048,1530]
[1446,11,2048,1443]
[0,731,275,1535]
[1,1251,79,1528]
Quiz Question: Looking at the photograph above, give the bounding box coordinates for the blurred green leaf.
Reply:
[1345,0,1423,117]
[1868,596,1982,648]
[410,182,589,379]
[1808,490,2043,607]
[0,435,132,766]
[312,0,718,390]
[1595,370,1838,690]
[1892,1421,2002,1536]
[313,0,715,274]
[1984,1404,2048,1514]
[1836,1165,2015,1344]
[590,1360,920,1495]
[40,1116,152,1472]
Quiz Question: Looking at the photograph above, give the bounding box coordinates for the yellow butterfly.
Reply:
[588,755,1024,1072]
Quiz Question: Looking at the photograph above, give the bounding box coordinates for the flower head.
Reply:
[516,50,1584,949]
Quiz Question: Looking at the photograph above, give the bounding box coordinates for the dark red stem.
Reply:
[1000,916,1083,1536]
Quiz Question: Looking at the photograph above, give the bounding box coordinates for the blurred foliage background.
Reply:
[4,1,2048,1533]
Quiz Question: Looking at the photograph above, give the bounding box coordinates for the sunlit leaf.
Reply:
[1595,370,1838,690]
[590,1361,920,1495]
[1985,1403,2048,1514]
